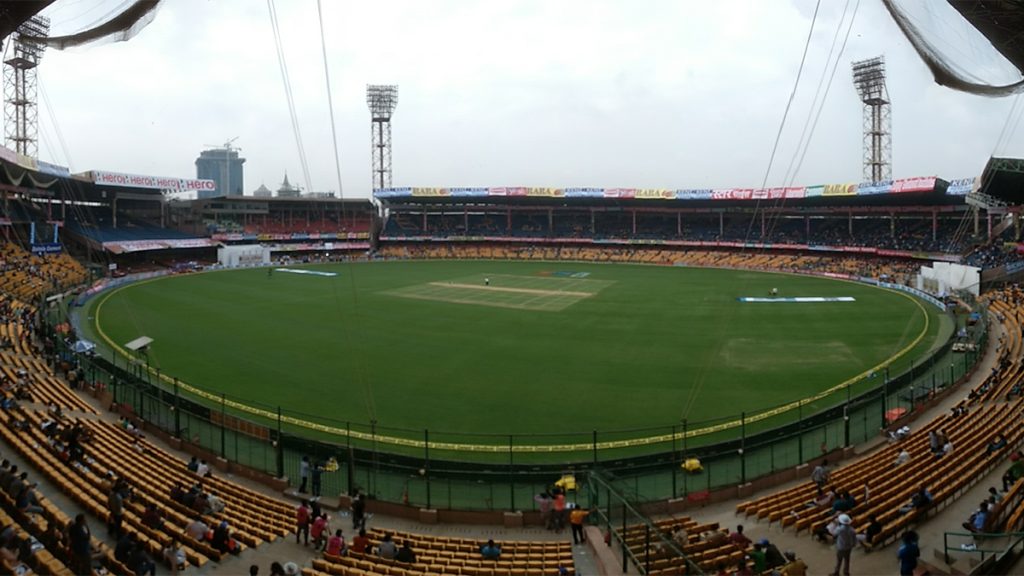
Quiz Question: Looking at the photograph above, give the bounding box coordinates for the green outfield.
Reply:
[83,260,951,442]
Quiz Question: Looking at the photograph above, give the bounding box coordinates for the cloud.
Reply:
[32,0,1024,198]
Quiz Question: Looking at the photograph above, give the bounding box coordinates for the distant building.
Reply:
[195,148,245,198]
[252,183,272,197]
[303,191,335,199]
[276,173,301,197]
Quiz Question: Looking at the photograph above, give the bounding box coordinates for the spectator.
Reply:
[351,529,370,554]
[832,513,856,576]
[748,543,766,574]
[811,459,830,495]
[552,490,567,531]
[295,500,310,546]
[351,490,366,531]
[759,538,786,569]
[378,533,398,559]
[311,461,323,497]
[298,456,310,494]
[989,486,1004,504]
[898,531,920,576]
[569,506,590,545]
[900,485,933,514]
[311,513,329,551]
[1002,455,1024,492]
[728,524,752,547]
[107,483,125,537]
[14,484,41,515]
[481,539,502,560]
[269,562,285,576]
[196,459,210,478]
[781,550,808,576]
[140,503,163,529]
[185,516,208,542]
[831,490,856,514]
[162,538,186,570]
[326,529,345,556]
[859,514,883,547]
[534,491,553,529]
[988,433,1008,452]
[396,540,416,563]
[895,449,911,466]
[962,501,990,533]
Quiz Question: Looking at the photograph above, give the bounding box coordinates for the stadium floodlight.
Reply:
[366,84,398,191]
[4,14,50,157]
[851,56,892,183]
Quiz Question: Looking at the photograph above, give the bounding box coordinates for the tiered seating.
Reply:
[312,528,574,576]
[0,243,87,303]
[620,516,746,574]
[735,296,1023,548]
[376,243,925,285]
[0,287,296,569]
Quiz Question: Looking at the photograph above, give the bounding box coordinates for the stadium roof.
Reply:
[980,156,1024,204]
[948,0,1024,73]
[0,1,54,41]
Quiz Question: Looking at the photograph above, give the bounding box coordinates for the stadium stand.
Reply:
[312,529,575,576]
[0,244,87,303]
[735,289,1024,552]
[376,243,924,285]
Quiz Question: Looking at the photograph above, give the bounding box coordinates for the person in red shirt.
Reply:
[295,501,310,546]
[728,525,752,547]
[311,514,329,551]
[552,491,567,531]
[326,529,345,556]
[350,529,371,555]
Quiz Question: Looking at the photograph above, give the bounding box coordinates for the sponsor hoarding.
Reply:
[93,170,217,192]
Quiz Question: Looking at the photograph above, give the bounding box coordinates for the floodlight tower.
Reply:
[4,15,50,158]
[366,85,398,191]
[851,56,891,182]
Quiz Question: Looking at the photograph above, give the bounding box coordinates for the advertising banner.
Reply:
[805,185,824,198]
[822,183,857,196]
[449,187,487,197]
[30,243,62,255]
[92,170,217,192]
[857,181,893,195]
[103,238,219,254]
[676,189,713,200]
[373,187,411,199]
[603,188,636,199]
[945,177,976,196]
[712,189,752,201]
[891,176,936,193]
[411,187,449,197]
[526,187,564,197]
[37,161,71,178]
[633,188,675,200]
[784,187,806,199]
[564,188,602,198]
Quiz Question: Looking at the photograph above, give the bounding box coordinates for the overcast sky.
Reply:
[26,0,1024,198]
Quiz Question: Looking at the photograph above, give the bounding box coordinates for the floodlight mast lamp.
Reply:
[366,84,398,191]
[851,56,891,183]
[4,15,50,158]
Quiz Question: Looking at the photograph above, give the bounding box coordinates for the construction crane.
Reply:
[203,137,241,195]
